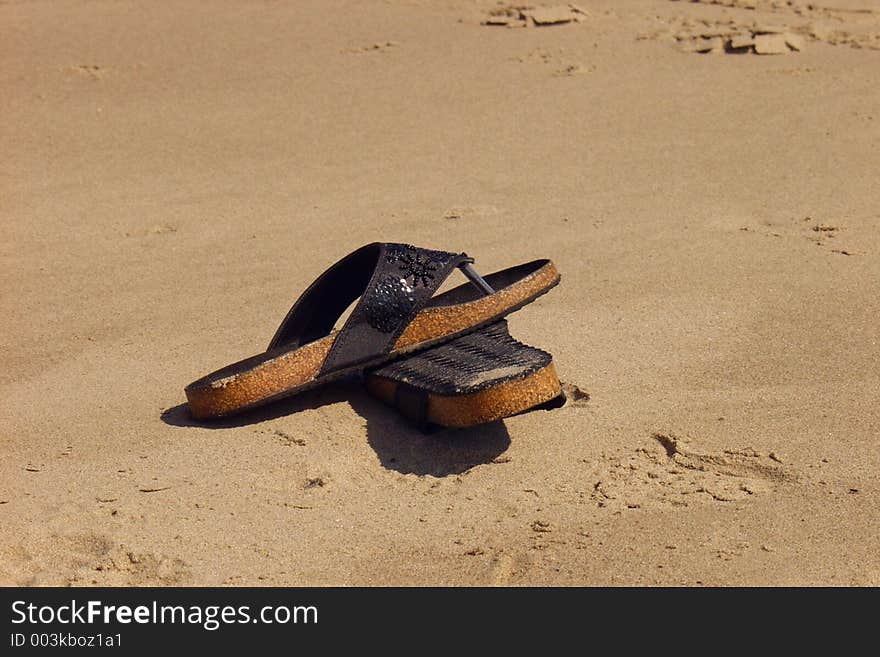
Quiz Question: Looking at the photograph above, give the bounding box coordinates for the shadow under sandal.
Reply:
[186,243,560,419]
[365,320,565,430]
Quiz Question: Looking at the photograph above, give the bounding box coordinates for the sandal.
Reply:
[365,320,565,430]
[186,243,559,418]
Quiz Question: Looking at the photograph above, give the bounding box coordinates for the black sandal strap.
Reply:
[319,243,471,373]
[267,243,483,375]
[267,243,384,351]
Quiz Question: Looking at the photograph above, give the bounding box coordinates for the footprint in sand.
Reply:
[649,17,806,55]
[649,1,880,52]
[739,216,859,255]
[2,532,191,586]
[589,432,792,510]
[483,5,588,29]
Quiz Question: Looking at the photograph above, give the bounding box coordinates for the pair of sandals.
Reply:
[185,243,563,429]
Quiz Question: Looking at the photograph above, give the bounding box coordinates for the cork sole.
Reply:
[365,363,563,428]
[185,260,560,418]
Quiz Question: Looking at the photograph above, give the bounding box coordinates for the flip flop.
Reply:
[365,321,564,429]
[186,243,560,418]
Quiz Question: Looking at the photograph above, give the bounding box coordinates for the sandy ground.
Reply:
[2,0,879,586]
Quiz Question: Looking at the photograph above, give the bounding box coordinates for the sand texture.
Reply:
[2,0,879,586]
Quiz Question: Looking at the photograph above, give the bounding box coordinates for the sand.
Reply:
[2,0,878,586]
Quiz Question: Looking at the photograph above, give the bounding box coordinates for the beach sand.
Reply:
[2,0,878,585]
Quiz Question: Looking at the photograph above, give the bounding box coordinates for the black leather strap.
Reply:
[319,243,469,373]
[267,243,383,351]
[267,243,472,375]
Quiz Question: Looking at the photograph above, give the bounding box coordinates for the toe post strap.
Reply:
[459,260,496,295]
